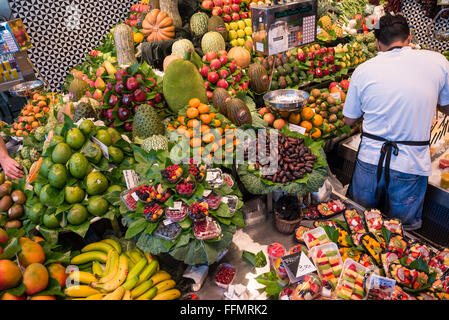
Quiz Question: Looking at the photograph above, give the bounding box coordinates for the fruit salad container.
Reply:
[389,264,430,291]
[406,243,431,265]
[151,184,172,203]
[295,226,311,244]
[335,259,370,300]
[203,190,222,210]
[267,242,286,270]
[366,274,396,300]
[142,202,164,222]
[318,199,346,218]
[165,201,188,223]
[221,173,235,188]
[154,221,182,241]
[289,244,308,256]
[392,285,416,300]
[188,161,207,183]
[302,206,319,220]
[381,252,401,277]
[383,219,403,236]
[214,263,236,289]
[176,178,196,198]
[303,227,331,250]
[188,201,209,222]
[162,164,183,184]
[387,235,409,259]
[365,209,383,235]
[429,249,449,275]
[193,216,222,240]
[291,273,322,300]
[313,220,337,229]
[309,243,344,287]
[221,195,239,216]
[344,209,366,246]
[205,168,224,188]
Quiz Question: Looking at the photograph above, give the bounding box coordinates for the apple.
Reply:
[212,6,223,16]
[210,59,222,70]
[217,79,229,89]
[213,0,223,6]
[263,113,275,125]
[296,52,306,62]
[115,82,125,95]
[154,93,163,104]
[219,55,228,65]
[220,69,230,79]
[231,12,240,21]
[108,94,119,107]
[133,89,147,102]
[223,5,232,14]
[106,108,115,121]
[222,14,232,23]
[206,51,217,61]
[340,79,350,90]
[258,107,270,116]
[200,64,210,77]
[208,71,219,84]
[315,68,323,78]
[117,107,130,121]
[202,0,213,10]
[207,90,214,100]
[240,11,248,19]
[124,122,133,132]
[126,77,139,91]
[231,4,240,12]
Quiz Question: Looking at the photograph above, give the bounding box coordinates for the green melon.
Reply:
[171,39,195,60]
[201,32,226,54]
[190,12,209,36]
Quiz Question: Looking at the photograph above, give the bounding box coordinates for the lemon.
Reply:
[245,35,253,42]
[230,39,239,46]
[237,21,245,30]
[229,22,238,31]
[237,38,246,46]
[244,27,252,36]
[236,29,245,39]
[244,19,252,27]
[225,23,230,31]
[228,30,238,40]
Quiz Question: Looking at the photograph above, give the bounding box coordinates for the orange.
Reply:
[188,98,201,108]
[177,116,186,124]
[212,119,221,127]
[279,111,291,119]
[26,105,33,111]
[187,119,200,128]
[190,137,202,148]
[22,110,29,116]
[340,91,346,102]
[38,101,47,107]
[185,129,194,138]
[32,121,39,128]
[288,113,301,125]
[200,125,210,134]
[177,125,187,135]
[32,93,40,101]
[202,133,215,144]
[312,114,324,127]
[209,112,216,119]
[28,116,35,123]
[186,107,199,118]
[133,32,144,43]
[198,104,210,114]
[330,86,340,93]
[300,121,313,132]
[301,107,314,121]
[200,114,212,124]
[311,128,322,139]
[33,106,40,113]
[167,125,175,131]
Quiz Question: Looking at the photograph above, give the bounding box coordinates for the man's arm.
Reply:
[438,104,449,116]
[0,137,24,180]
[343,116,363,127]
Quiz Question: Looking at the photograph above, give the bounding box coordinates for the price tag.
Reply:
[281,251,317,283]
[295,252,317,278]
[289,124,307,135]
[330,92,342,102]
[123,170,139,190]
[203,190,212,197]
[91,137,109,159]
[438,0,449,4]
[163,219,174,226]
[131,192,139,202]
[206,171,215,181]
[256,42,264,52]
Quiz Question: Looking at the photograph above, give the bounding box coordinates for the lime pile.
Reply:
[226,19,252,47]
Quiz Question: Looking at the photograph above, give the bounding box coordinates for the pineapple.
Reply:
[332,24,344,38]
[319,16,332,31]
[318,29,332,41]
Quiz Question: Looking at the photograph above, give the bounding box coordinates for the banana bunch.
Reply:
[65,239,181,300]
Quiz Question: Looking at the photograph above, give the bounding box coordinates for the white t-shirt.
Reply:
[343,46,449,176]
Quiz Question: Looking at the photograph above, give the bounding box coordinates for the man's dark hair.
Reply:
[374,14,410,46]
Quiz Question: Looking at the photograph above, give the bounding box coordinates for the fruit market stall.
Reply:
[0,0,449,302]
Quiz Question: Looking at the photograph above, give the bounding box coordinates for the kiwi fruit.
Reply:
[329,107,339,114]
[308,96,316,104]
[311,89,321,98]
[327,96,336,105]
[321,92,330,99]
[8,204,24,219]
[316,99,322,105]
[4,220,22,229]
[320,111,329,118]
[0,195,13,212]
[329,114,338,123]
[0,183,11,197]
[11,190,26,205]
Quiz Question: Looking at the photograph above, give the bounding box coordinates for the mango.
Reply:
[0,260,22,290]
[23,263,49,295]
[18,239,45,267]
[1,292,26,300]
[30,295,56,300]
[47,263,68,288]
[0,227,8,244]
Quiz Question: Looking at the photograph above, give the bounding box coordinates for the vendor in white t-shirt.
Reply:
[343,14,449,230]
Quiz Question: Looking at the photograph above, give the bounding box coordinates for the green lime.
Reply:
[107,127,121,144]
[87,195,109,216]
[52,143,72,164]
[65,186,85,204]
[50,135,65,147]
[66,128,86,150]
[55,123,64,136]
[67,204,88,225]
[95,129,112,146]
[86,143,102,164]
[86,171,109,196]
[69,153,89,179]
[39,184,62,206]
[43,212,61,229]
[106,185,122,193]
[28,203,45,223]
[122,157,136,167]
[48,164,67,189]
[79,120,96,136]
[108,146,124,164]
[38,158,54,179]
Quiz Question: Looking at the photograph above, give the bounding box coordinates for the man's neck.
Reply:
[381,41,407,52]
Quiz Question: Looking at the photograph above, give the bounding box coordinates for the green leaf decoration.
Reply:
[32,278,65,297]
[0,237,21,260]
[65,220,91,238]
[2,283,26,298]
[125,218,148,239]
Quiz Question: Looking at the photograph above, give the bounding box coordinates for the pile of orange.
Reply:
[10,92,61,137]
[167,98,240,161]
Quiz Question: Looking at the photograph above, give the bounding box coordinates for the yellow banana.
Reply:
[92,261,104,277]
[155,279,176,294]
[92,254,128,292]
[144,252,153,263]
[135,287,157,300]
[122,290,132,300]
[152,289,181,300]
[125,251,137,265]
[101,239,122,254]
[131,280,153,299]
[84,293,106,300]
[137,260,159,285]
[122,276,139,291]
[150,270,171,285]
[68,271,97,285]
[82,241,115,254]
[64,285,101,298]
[103,286,125,300]
[131,248,145,261]
[70,251,107,265]
[99,249,119,283]
[127,258,147,279]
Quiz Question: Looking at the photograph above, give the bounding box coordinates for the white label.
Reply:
[91,137,109,159]
[163,219,173,226]
[131,192,139,202]
[296,252,317,278]
[256,42,264,52]
[173,201,182,210]
[203,190,212,198]
[289,124,307,135]
[123,170,139,190]
[206,171,216,181]
[330,92,342,102]
[438,0,449,4]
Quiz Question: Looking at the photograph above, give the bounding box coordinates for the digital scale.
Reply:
[251,0,318,56]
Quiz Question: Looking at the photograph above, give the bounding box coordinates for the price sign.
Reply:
[123,170,139,190]
[282,251,317,283]
[91,137,109,159]
[289,123,307,135]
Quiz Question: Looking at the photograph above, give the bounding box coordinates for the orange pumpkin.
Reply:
[142,9,175,42]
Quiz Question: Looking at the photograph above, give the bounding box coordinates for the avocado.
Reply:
[291,73,299,84]
[279,76,287,89]
[283,64,292,74]
[277,66,286,76]
[271,80,279,90]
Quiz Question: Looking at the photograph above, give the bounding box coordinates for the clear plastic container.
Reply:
[206,168,223,188]
[365,209,383,235]
[120,188,138,211]
[214,263,236,289]
[366,274,396,300]
[291,273,322,300]
[295,226,311,243]
[303,227,331,250]
[154,221,182,241]
[165,201,187,222]
[204,191,222,210]
[221,195,239,216]
[309,243,344,286]
[334,259,370,300]
[267,242,286,270]
[193,217,222,240]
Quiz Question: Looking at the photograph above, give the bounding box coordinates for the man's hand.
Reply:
[438,104,449,116]
[0,156,24,180]
[343,116,363,127]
